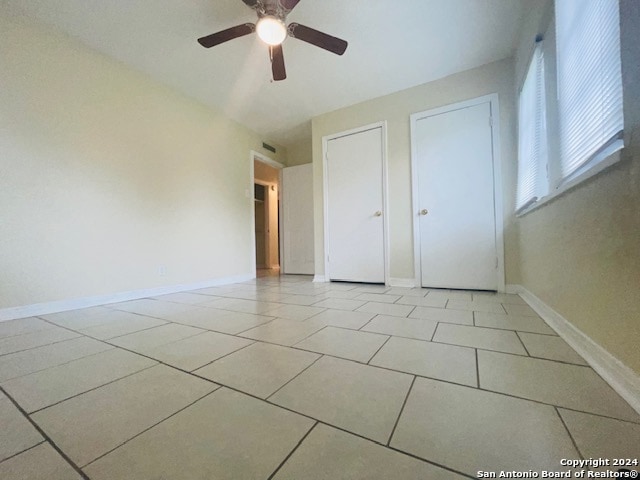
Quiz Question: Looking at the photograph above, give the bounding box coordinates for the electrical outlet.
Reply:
[158,265,167,276]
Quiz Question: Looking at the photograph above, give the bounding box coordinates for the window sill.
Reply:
[516,148,623,217]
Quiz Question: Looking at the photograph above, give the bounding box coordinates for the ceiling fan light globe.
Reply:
[256,16,287,45]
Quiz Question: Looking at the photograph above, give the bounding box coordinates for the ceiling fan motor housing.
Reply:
[197,0,347,81]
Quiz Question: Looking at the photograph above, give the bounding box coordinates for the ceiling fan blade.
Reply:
[280,0,301,12]
[270,44,286,81]
[197,23,255,48]
[242,0,260,8]
[288,23,347,55]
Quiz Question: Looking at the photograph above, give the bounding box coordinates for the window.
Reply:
[516,43,548,211]
[555,0,624,182]
[516,0,624,214]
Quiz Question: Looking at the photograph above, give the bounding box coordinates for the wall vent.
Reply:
[262,142,276,153]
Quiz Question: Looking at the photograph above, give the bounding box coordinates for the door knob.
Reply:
[374,211,382,217]
[420,209,429,215]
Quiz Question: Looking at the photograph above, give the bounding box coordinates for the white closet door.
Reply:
[326,127,385,283]
[282,164,314,274]
[415,101,498,290]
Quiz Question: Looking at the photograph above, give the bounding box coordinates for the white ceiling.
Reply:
[4,0,532,147]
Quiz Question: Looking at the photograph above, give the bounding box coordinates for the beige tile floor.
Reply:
[1,275,639,479]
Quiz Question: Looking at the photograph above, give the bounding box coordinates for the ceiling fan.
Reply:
[197,0,348,81]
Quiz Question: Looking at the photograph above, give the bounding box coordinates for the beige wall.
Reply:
[0,14,286,309]
[312,58,518,282]
[513,0,640,374]
[287,136,312,167]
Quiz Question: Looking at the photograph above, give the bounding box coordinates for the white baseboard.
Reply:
[0,273,254,322]
[312,275,326,283]
[510,284,640,415]
[388,277,417,288]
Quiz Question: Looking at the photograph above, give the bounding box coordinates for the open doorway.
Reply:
[253,155,282,276]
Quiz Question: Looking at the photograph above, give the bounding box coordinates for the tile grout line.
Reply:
[290,324,331,347]
[0,335,85,359]
[165,290,227,299]
[305,323,386,337]
[81,388,221,469]
[386,375,416,447]
[366,335,392,365]
[317,355,479,390]
[265,421,318,480]
[514,331,531,356]
[554,406,585,460]
[0,385,90,480]
[28,363,159,415]
[425,338,589,366]
[189,341,257,373]
[475,349,481,388]
[38,316,161,342]
[0,440,46,466]
[460,322,559,337]
[109,328,209,350]
[103,307,187,323]
[384,445,478,479]
[0,343,117,384]
[0,324,57,341]
[81,323,174,342]
[165,315,273,336]
[42,316,213,357]
[233,318,280,336]
[298,307,329,322]
[430,318,560,338]
[474,386,640,425]
[429,322,439,342]
[357,315,378,332]
[309,419,477,480]
[265,354,324,401]
[172,301,281,318]
[433,317,553,334]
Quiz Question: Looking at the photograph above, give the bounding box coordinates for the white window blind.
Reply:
[555,0,623,181]
[516,43,548,211]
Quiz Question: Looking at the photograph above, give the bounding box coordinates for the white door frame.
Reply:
[409,94,505,292]
[249,150,284,277]
[321,121,390,285]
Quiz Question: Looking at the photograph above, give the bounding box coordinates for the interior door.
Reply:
[415,101,498,290]
[282,164,314,274]
[326,126,385,283]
